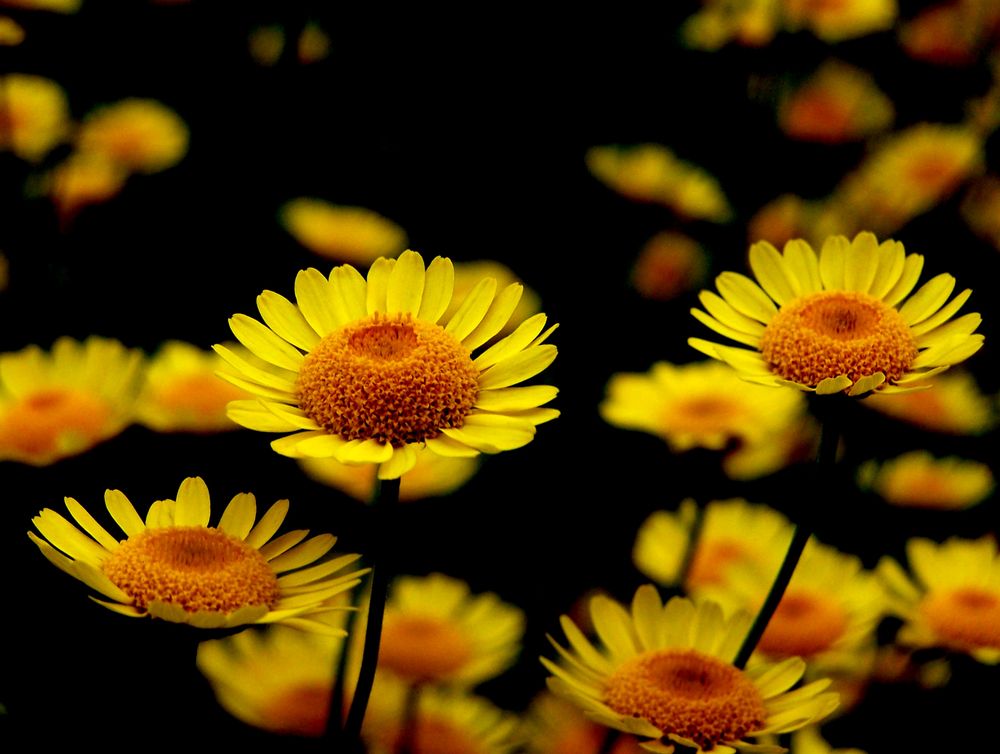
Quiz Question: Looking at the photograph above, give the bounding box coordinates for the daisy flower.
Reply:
[690,232,984,396]
[76,98,189,174]
[216,249,559,480]
[878,536,1000,664]
[29,476,366,631]
[858,450,994,510]
[542,587,839,754]
[279,198,408,264]
[0,336,145,465]
[0,73,70,162]
[861,369,996,433]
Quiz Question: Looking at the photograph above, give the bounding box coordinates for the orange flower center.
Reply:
[102,526,281,613]
[604,648,767,748]
[920,587,1000,650]
[756,590,849,658]
[378,614,473,682]
[0,388,112,459]
[760,290,917,387]
[263,683,331,737]
[297,313,479,447]
[664,396,748,439]
[688,538,753,587]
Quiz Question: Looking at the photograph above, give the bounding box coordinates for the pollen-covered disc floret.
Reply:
[29,476,366,631]
[690,232,984,396]
[216,249,558,479]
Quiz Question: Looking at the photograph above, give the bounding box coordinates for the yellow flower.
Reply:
[217,249,559,480]
[781,0,897,41]
[0,73,69,161]
[601,360,808,452]
[135,340,251,433]
[279,198,408,264]
[633,499,793,591]
[722,415,819,480]
[29,476,365,631]
[43,153,127,221]
[542,588,839,753]
[586,144,733,222]
[523,691,647,754]
[0,336,144,465]
[861,369,996,434]
[0,16,25,45]
[878,536,1000,664]
[858,450,994,510]
[76,98,189,174]
[681,0,781,50]
[630,232,709,301]
[298,444,480,502]
[690,232,984,396]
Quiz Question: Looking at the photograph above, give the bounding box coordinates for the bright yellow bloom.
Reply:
[29,476,365,631]
[878,536,1000,664]
[135,340,251,433]
[586,144,732,222]
[76,98,189,174]
[0,336,144,465]
[522,691,647,754]
[630,232,708,301]
[0,73,69,161]
[690,232,984,396]
[217,249,559,480]
[858,450,994,510]
[279,198,408,264]
[861,369,996,433]
[781,0,897,41]
[542,588,839,753]
[601,360,808,452]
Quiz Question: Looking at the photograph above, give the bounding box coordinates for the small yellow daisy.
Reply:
[862,369,996,434]
[217,249,559,480]
[858,450,994,510]
[542,587,839,754]
[878,536,1000,664]
[29,476,366,632]
[0,73,70,162]
[76,98,189,174]
[690,232,984,396]
[279,198,408,264]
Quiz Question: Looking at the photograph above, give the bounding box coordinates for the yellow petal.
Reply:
[218,492,256,540]
[294,267,341,336]
[256,290,321,351]
[105,489,145,537]
[446,277,497,341]
[243,498,290,549]
[385,249,425,315]
[228,313,304,371]
[366,257,395,314]
[417,256,455,323]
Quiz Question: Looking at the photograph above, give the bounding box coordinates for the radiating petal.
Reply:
[229,314,305,371]
[446,277,497,342]
[366,257,394,314]
[417,256,455,323]
[244,498,290,549]
[256,290,321,351]
[385,249,425,315]
[218,492,256,539]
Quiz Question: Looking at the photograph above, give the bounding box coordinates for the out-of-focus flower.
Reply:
[298,445,480,502]
[784,726,867,754]
[633,498,793,591]
[297,21,331,64]
[135,341,252,433]
[586,144,733,222]
[0,16,24,45]
[0,336,144,465]
[0,0,81,10]
[0,73,70,161]
[43,152,127,222]
[960,175,1000,247]
[29,476,366,631]
[778,61,894,144]
[629,232,709,301]
[681,0,781,50]
[280,198,408,264]
[782,0,897,41]
[542,588,839,752]
[858,451,994,510]
[248,24,285,66]
[441,260,542,340]
[879,536,1000,664]
[691,233,984,396]
[76,98,189,174]
[722,414,820,479]
[218,250,558,480]
[748,195,832,249]
[862,369,996,434]
[899,0,1000,66]
[601,360,808,452]
[522,692,646,754]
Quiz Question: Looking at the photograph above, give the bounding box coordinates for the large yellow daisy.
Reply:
[690,232,984,396]
[29,477,366,632]
[542,587,839,754]
[216,249,559,479]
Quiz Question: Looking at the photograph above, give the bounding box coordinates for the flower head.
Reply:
[217,249,558,479]
[690,232,984,396]
[630,232,709,301]
[76,98,189,174]
[861,369,996,433]
[858,451,994,510]
[0,73,69,161]
[29,477,365,631]
[542,587,839,753]
[781,0,897,41]
[279,198,408,264]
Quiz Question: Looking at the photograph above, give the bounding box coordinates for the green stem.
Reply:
[675,503,705,596]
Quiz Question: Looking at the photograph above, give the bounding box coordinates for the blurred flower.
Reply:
[600,360,808,452]
[247,24,284,66]
[0,16,24,45]
[778,61,894,144]
[690,232,984,396]
[586,144,733,222]
[442,260,542,340]
[748,194,849,250]
[0,336,144,465]
[297,21,331,64]
[42,152,127,223]
[681,0,780,50]
[279,198,408,264]
[899,0,1000,66]
[0,73,70,161]
[218,249,558,480]
[862,369,996,434]
[782,0,897,41]
[135,340,252,433]
[542,588,839,752]
[722,413,820,479]
[633,499,793,590]
[629,232,708,301]
[29,476,366,631]
[76,98,189,174]
[0,0,81,10]
[298,444,480,502]
[858,451,994,510]
[960,174,1000,248]
[522,691,646,754]
[879,536,1000,664]
[787,726,867,754]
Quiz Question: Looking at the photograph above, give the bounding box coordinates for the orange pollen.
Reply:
[603,648,767,748]
[756,590,848,658]
[378,614,473,682]
[263,683,331,737]
[0,388,112,457]
[296,313,480,447]
[920,587,1000,650]
[101,526,280,613]
[760,290,917,387]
